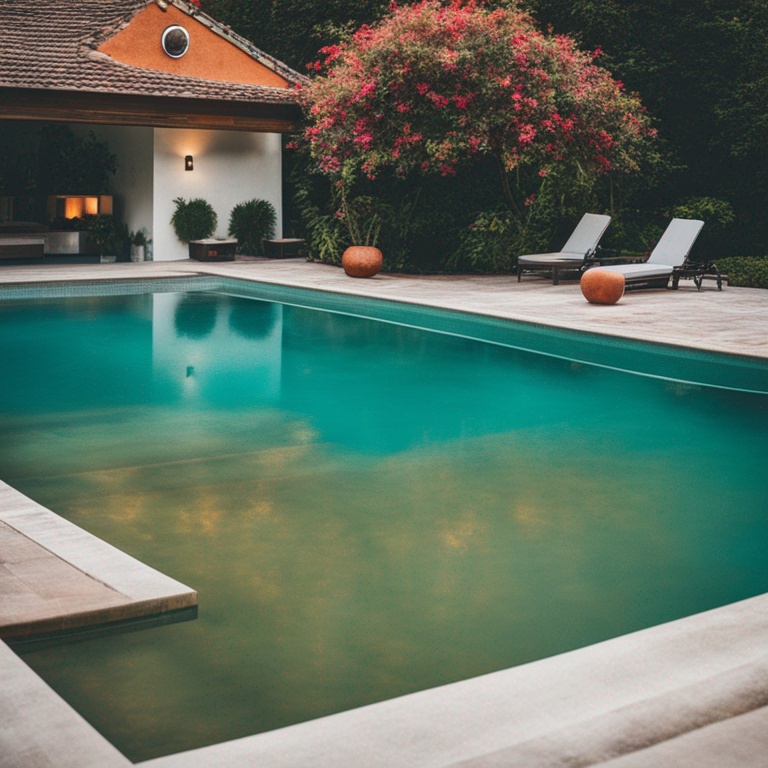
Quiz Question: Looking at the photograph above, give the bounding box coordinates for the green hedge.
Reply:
[715,256,768,289]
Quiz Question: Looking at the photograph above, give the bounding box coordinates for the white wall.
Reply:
[87,125,154,248]
[153,128,283,261]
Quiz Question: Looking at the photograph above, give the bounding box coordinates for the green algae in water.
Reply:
[1,291,766,762]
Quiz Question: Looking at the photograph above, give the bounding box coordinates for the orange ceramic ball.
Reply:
[580,269,625,305]
[342,246,383,278]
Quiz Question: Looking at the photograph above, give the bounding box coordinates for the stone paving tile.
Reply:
[5,556,127,601]
[0,521,46,563]
[0,528,133,633]
[0,564,38,596]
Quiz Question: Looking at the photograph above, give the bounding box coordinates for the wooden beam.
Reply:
[0,88,303,133]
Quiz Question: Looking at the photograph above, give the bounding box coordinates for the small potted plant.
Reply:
[129,228,150,262]
[228,198,276,257]
[340,193,389,278]
[170,197,230,260]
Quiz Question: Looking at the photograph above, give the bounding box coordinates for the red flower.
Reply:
[296,0,653,197]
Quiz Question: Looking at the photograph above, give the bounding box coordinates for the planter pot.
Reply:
[580,268,625,304]
[189,238,237,262]
[342,246,383,278]
[263,238,306,259]
[130,244,145,262]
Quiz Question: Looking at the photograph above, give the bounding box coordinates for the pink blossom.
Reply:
[296,0,653,192]
[428,92,450,108]
[319,44,343,63]
[518,124,537,145]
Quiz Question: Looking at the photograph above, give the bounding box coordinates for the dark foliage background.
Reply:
[528,0,768,259]
[199,0,767,269]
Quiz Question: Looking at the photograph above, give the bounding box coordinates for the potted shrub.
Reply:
[228,198,276,256]
[87,214,126,262]
[170,197,227,260]
[129,228,150,262]
[340,194,389,277]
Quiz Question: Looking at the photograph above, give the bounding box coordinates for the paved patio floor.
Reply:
[1,258,767,767]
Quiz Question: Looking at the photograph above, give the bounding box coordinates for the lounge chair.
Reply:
[517,213,612,285]
[584,218,706,290]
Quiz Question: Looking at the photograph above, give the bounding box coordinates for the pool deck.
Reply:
[1,258,767,767]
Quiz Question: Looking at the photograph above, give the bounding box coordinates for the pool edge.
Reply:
[0,480,197,642]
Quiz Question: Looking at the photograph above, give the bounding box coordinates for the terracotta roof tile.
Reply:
[0,0,304,105]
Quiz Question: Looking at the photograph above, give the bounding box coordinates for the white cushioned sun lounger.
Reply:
[586,218,704,290]
[517,213,612,285]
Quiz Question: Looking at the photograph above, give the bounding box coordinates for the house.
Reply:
[0,0,304,261]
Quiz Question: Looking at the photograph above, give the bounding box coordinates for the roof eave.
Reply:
[0,86,303,134]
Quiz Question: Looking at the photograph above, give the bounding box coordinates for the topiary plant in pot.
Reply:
[171,197,221,260]
[228,198,277,256]
[129,228,151,262]
[170,197,217,242]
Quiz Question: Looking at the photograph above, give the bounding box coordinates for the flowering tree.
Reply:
[296,0,655,224]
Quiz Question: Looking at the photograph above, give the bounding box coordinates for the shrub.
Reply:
[293,0,656,273]
[130,228,149,246]
[670,196,735,261]
[296,0,655,218]
[87,214,126,256]
[450,208,520,272]
[291,167,347,264]
[339,194,391,247]
[715,256,768,289]
[37,125,116,195]
[171,197,217,243]
[228,198,277,255]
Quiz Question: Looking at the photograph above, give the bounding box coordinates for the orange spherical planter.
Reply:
[342,246,383,278]
[580,269,625,305]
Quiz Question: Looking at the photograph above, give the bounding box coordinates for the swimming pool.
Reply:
[1,278,767,762]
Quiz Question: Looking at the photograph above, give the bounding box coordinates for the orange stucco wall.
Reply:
[99,4,291,89]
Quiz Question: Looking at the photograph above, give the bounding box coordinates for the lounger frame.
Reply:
[516,213,611,285]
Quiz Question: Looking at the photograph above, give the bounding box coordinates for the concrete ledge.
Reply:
[589,705,768,768]
[0,481,196,640]
[0,639,131,768]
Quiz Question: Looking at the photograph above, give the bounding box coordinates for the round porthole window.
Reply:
[162,25,190,58]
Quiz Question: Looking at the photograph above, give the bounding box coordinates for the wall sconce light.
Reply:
[185,155,194,171]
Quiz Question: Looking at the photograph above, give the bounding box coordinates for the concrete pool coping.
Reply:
[1,258,767,767]
[0,484,197,643]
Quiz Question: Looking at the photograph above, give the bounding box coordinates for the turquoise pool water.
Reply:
[1,282,767,762]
